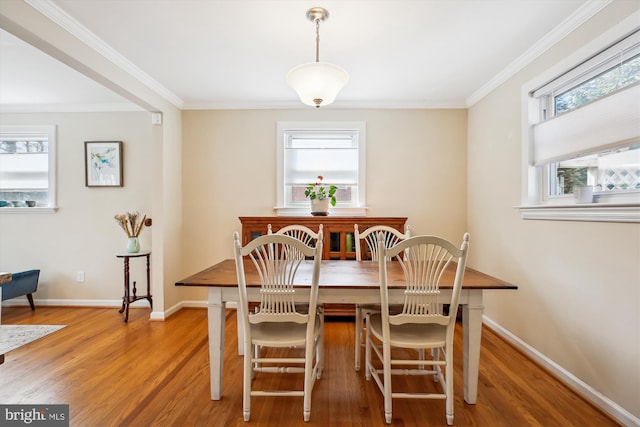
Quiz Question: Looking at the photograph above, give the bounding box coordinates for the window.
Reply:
[548,145,640,199]
[0,125,57,210]
[520,26,640,222]
[277,122,366,216]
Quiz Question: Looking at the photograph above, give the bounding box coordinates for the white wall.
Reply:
[0,112,154,306]
[468,1,640,422]
[180,108,468,300]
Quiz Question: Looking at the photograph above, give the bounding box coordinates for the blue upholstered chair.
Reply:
[1,269,40,310]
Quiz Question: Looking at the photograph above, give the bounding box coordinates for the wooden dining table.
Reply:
[175,259,517,403]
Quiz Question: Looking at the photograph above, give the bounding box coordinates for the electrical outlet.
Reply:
[76,271,85,282]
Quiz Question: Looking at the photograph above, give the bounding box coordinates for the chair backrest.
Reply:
[233,231,323,329]
[354,224,410,261]
[267,224,323,249]
[378,233,470,328]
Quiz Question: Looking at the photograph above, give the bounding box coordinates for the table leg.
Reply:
[208,287,226,400]
[461,291,484,404]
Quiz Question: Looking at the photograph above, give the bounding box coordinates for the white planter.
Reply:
[574,185,594,203]
[310,198,329,216]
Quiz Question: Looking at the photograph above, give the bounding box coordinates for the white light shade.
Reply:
[287,62,349,108]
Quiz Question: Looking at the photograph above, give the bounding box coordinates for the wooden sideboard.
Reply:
[238,216,408,316]
[239,216,408,260]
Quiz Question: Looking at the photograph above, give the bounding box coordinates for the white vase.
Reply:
[310,198,329,216]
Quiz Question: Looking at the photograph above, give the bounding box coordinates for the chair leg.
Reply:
[319,315,325,378]
[417,348,425,370]
[432,347,440,382]
[27,294,35,310]
[303,340,315,422]
[252,343,261,378]
[383,341,392,424]
[364,313,372,381]
[445,341,454,425]
[243,343,253,422]
[354,305,362,371]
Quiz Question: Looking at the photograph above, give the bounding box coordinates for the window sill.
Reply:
[516,203,640,223]
[0,207,58,214]
[274,206,368,217]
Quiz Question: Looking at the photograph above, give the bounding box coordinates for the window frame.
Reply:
[0,124,57,213]
[519,21,640,223]
[276,121,366,216]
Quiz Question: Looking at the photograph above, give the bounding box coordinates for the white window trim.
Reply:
[276,121,367,217]
[518,14,640,223]
[0,124,58,214]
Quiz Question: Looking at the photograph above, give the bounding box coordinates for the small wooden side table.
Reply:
[115,251,152,323]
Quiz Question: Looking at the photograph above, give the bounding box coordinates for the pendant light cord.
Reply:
[315,18,320,63]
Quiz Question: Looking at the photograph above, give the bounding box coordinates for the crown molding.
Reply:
[183,99,467,110]
[0,102,145,113]
[25,0,184,109]
[466,0,612,107]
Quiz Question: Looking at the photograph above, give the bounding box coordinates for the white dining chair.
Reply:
[233,231,324,422]
[353,224,410,371]
[365,232,470,425]
[268,223,323,250]
[267,223,325,332]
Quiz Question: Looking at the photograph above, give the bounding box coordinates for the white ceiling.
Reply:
[0,0,599,111]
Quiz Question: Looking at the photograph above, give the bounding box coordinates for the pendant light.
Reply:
[287,7,349,108]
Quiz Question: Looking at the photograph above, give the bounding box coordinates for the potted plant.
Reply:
[305,175,337,216]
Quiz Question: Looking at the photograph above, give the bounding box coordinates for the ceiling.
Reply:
[0,0,598,112]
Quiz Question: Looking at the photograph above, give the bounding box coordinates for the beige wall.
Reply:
[180,109,468,301]
[0,112,154,305]
[468,1,640,420]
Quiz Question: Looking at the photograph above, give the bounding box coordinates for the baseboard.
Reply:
[483,316,639,427]
[2,298,150,308]
[1,298,235,320]
[177,300,207,309]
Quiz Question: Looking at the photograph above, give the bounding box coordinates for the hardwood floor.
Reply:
[0,306,619,426]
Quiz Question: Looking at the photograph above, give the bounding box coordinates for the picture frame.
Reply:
[85,141,123,187]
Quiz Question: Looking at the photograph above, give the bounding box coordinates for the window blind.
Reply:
[531,83,640,165]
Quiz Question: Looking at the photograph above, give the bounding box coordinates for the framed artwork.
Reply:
[85,141,123,187]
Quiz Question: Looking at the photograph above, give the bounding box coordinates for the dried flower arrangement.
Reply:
[114,211,147,238]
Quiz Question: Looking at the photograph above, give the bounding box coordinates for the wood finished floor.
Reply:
[0,306,619,427]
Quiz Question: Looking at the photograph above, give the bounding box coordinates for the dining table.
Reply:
[175,259,517,403]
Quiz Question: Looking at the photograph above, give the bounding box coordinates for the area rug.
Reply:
[0,325,66,354]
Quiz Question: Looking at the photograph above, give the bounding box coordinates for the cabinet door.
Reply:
[326,228,356,260]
